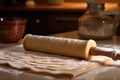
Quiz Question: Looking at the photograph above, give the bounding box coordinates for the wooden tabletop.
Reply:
[52,30,120,49]
[0,30,120,80]
[1,30,120,49]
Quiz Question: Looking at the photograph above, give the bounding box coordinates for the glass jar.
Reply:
[78,4,114,40]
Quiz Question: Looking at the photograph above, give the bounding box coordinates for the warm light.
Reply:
[105,3,119,9]
[78,2,119,10]
[0,18,3,21]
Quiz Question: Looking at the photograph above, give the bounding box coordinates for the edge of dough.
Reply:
[22,34,32,50]
[86,39,97,59]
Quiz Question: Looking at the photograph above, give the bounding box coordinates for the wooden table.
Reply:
[0,30,120,80]
[52,30,120,80]
[52,30,120,48]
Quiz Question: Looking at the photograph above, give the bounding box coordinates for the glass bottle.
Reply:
[78,4,114,40]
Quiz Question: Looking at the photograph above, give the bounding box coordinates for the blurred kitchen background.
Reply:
[0,0,120,36]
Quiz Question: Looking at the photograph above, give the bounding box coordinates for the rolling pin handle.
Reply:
[89,47,120,60]
[115,52,120,60]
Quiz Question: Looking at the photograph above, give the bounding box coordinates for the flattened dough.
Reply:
[0,49,113,78]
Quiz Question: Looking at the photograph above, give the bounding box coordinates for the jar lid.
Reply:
[87,4,105,10]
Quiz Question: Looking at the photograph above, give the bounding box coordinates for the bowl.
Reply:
[0,17,27,43]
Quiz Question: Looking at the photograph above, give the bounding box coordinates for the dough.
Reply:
[23,34,96,59]
[0,50,113,78]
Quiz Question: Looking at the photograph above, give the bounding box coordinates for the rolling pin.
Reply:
[23,34,120,60]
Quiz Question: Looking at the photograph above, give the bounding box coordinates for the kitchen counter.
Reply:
[0,30,120,80]
[1,30,120,49]
[51,30,120,80]
[0,40,22,49]
[52,30,120,47]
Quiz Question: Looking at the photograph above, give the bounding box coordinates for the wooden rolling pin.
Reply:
[23,34,120,60]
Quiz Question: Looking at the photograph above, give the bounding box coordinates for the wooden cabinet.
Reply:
[0,2,119,35]
[25,16,47,35]
[0,3,85,35]
[0,10,48,35]
[48,15,80,34]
